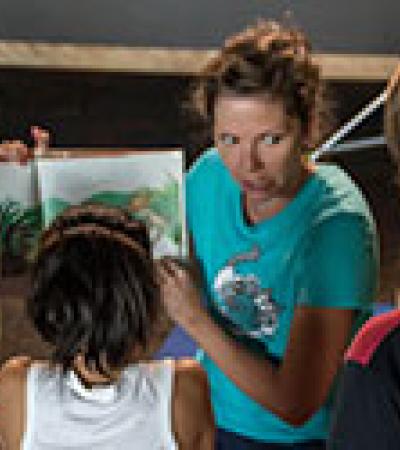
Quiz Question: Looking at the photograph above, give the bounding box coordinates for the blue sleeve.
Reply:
[297,213,379,309]
[185,165,197,237]
[185,150,219,250]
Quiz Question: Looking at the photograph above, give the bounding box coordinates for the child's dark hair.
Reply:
[190,19,328,151]
[27,203,159,378]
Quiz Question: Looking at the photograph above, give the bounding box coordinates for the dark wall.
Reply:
[0,69,385,151]
[0,0,399,54]
[0,70,191,148]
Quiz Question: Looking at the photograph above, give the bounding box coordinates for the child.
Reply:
[0,203,214,449]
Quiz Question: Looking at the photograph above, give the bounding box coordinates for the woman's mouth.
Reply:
[242,180,272,192]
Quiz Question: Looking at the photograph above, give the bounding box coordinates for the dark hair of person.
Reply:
[385,65,400,174]
[188,19,329,153]
[27,203,160,380]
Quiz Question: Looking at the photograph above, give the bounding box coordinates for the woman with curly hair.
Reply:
[0,203,214,450]
[159,20,378,449]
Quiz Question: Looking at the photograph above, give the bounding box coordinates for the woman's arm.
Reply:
[172,359,215,450]
[158,260,353,426]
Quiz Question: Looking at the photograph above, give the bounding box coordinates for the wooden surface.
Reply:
[0,41,398,80]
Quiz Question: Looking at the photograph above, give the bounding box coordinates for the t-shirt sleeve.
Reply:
[297,213,378,309]
[185,164,199,237]
[185,151,219,253]
[328,363,400,450]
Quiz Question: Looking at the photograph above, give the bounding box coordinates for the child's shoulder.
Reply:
[0,356,32,384]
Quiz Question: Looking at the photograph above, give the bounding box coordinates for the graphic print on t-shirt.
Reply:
[213,245,280,338]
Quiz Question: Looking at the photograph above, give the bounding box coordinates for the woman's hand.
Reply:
[157,258,207,331]
[0,140,31,164]
[31,126,50,156]
[0,126,49,164]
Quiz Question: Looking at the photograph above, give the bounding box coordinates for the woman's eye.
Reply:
[260,134,282,145]
[220,134,239,145]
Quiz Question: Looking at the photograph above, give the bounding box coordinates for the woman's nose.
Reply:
[242,140,264,172]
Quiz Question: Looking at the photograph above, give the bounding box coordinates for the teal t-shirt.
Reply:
[186,148,378,443]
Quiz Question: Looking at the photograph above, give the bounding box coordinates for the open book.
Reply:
[0,150,186,278]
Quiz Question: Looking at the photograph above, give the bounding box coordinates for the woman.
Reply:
[0,204,214,449]
[327,66,400,450]
[158,20,379,449]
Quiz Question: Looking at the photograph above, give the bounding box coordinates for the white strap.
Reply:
[22,366,37,450]
[312,89,388,161]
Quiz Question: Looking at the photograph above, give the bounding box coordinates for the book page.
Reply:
[37,151,186,259]
[0,161,40,277]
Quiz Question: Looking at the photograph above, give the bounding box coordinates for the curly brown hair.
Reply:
[385,65,400,174]
[190,20,328,152]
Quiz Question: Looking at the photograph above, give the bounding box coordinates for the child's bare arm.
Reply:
[0,357,31,450]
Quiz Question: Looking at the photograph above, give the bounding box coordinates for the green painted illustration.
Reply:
[0,199,42,275]
[1,152,185,275]
[42,177,182,252]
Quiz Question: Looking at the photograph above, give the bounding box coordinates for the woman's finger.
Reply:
[161,257,188,280]
[156,260,181,291]
[155,260,170,285]
[159,257,176,276]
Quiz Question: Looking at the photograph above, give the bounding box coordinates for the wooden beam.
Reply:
[0,40,398,80]
[0,41,214,75]
[317,54,399,81]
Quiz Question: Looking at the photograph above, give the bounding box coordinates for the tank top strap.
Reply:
[22,364,39,450]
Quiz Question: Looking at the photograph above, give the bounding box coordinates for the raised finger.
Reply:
[155,259,174,284]
[161,257,188,280]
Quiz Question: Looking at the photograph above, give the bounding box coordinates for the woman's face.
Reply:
[214,93,307,208]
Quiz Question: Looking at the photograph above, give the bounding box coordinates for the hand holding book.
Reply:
[1,136,186,278]
[0,126,49,164]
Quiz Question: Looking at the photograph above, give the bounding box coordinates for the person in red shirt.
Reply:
[327,64,400,450]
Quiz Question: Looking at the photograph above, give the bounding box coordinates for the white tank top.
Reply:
[22,361,177,450]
